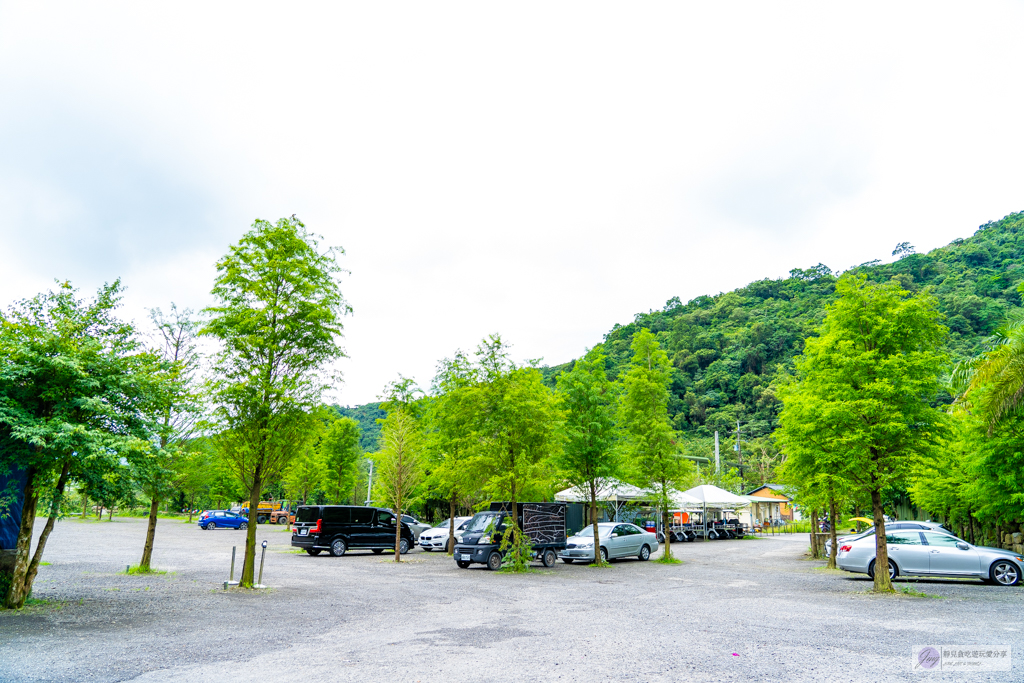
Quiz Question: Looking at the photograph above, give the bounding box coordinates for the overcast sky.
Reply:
[2,2,1023,405]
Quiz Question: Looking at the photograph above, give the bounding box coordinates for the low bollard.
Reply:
[226,546,239,587]
[257,540,268,588]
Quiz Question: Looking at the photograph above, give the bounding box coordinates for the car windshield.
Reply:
[573,526,613,537]
[465,513,502,532]
[433,520,453,529]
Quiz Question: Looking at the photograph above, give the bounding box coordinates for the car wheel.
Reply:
[239,522,248,530]
[208,522,217,530]
[456,560,471,569]
[639,545,651,561]
[399,539,410,555]
[868,559,897,581]
[990,560,1020,586]
[330,538,347,557]
[306,548,321,556]
[258,516,267,524]
[486,551,502,571]
[542,549,556,568]
[372,548,384,554]
[279,517,289,525]
[562,558,574,564]
[599,547,608,563]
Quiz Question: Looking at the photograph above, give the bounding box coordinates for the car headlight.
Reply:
[579,542,593,549]
[478,535,491,544]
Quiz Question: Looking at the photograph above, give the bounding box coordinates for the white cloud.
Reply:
[2,2,1023,404]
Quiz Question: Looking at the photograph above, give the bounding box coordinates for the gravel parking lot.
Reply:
[1,516,1022,682]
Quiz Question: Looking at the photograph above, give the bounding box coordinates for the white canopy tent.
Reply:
[681,484,750,538]
[554,479,702,523]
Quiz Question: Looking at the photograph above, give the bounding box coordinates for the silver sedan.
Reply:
[559,522,659,564]
[825,520,953,557]
[837,529,1024,586]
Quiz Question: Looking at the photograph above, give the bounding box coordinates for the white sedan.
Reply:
[418,517,473,551]
[559,523,659,563]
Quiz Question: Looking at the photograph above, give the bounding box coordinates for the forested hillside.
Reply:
[333,402,385,451]
[542,212,1024,444]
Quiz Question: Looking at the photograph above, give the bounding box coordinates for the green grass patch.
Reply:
[655,555,683,565]
[123,565,167,575]
[898,583,942,598]
[39,561,51,566]
[586,561,615,569]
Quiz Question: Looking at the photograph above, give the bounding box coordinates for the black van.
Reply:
[291,505,416,557]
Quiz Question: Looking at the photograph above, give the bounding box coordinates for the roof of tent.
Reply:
[682,484,750,508]
[554,479,651,503]
[554,479,702,507]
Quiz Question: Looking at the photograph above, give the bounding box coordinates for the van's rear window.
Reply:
[296,506,320,523]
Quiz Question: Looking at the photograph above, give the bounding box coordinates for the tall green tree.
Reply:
[427,350,483,554]
[778,275,947,591]
[0,282,159,608]
[620,328,694,562]
[476,335,562,571]
[203,216,349,587]
[555,346,619,566]
[321,416,362,504]
[374,382,425,561]
[134,304,204,571]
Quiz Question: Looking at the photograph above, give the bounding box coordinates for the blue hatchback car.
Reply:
[198,510,248,530]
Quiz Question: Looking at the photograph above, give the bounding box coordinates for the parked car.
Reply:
[825,521,952,557]
[401,515,432,541]
[419,517,472,551]
[198,510,248,530]
[559,523,659,564]
[454,502,567,570]
[291,505,416,557]
[837,529,1024,585]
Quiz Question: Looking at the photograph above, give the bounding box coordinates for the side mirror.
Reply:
[611,533,618,537]
[956,542,969,551]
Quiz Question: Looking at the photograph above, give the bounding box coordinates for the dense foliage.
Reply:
[543,212,1024,453]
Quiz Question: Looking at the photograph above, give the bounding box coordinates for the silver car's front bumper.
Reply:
[559,547,595,561]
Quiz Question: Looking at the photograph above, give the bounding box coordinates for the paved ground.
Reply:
[1,517,1022,682]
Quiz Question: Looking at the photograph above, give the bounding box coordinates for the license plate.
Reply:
[460,553,472,561]
[299,529,308,536]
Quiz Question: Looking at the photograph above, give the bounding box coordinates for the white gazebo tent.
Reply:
[682,485,750,538]
[554,479,703,525]
[554,478,654,522]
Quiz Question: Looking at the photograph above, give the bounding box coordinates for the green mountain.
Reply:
[332,402,385,451]
[542,211,1024,442]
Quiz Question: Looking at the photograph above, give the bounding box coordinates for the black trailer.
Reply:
[453,502,567,570]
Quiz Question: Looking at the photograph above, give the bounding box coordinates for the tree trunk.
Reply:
[24,463,71,595]
[590,480,602,566]
[447,496,456,555]
[394,499,403,563]
[809,509,819,558]
[870,487,893,592]
[827,497,839,569]
[5,467,39,609]
[662,506,672,560]
[108,506,113,521]
[140,496,160,570]
[82,493,88,519]
[967,509,976,546]
[240,465,263,587]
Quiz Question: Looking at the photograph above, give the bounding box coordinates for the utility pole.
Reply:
[735,419,745,491]
[364,459,374,506]
[714,431,720,475]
